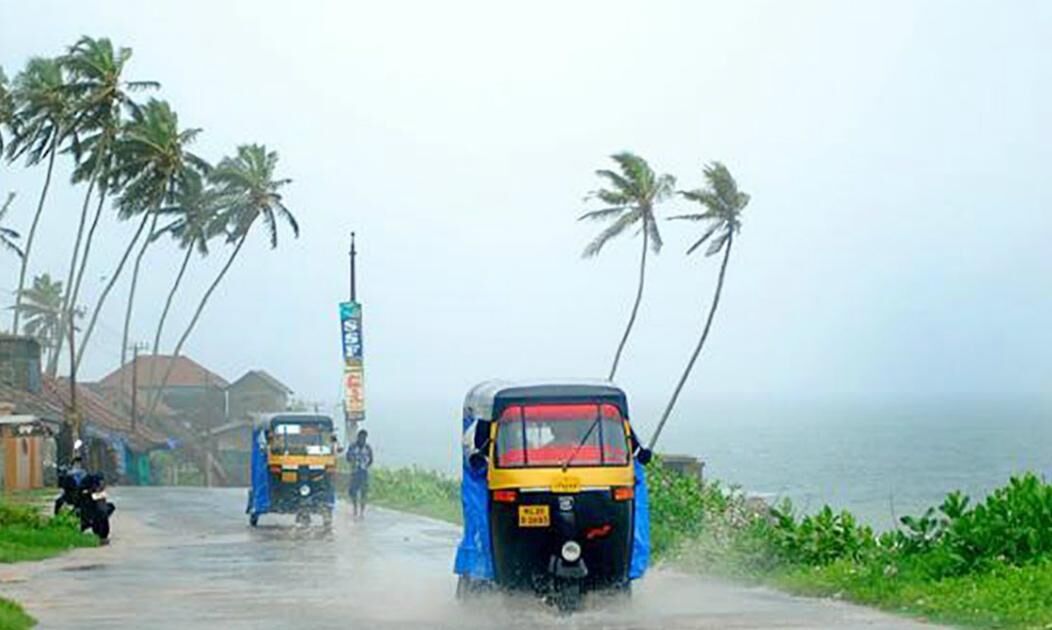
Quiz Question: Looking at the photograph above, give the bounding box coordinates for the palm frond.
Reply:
[582,209,640,258]
[578,206,627,222]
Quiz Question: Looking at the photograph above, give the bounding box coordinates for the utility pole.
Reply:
[128,341,148,432]
[349,231,357,302]
[67,316,80,444]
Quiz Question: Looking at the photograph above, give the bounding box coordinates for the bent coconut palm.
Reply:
[581,152,674,380]
[649,162,749,450]
[144,144,297,422]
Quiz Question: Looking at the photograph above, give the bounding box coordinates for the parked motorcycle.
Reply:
[54,441,115,542]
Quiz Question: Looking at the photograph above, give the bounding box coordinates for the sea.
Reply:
[369,395,1052,529]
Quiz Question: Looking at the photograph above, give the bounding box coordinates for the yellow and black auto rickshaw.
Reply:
[454,380,651,612]
[247,413,337,527]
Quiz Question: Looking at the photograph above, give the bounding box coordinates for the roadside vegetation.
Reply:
[368,463,1052,628]
[0,494,97,563]
[0,597,34,630]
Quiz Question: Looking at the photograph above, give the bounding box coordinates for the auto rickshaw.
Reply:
[246,413,337,527]
[454,380,651,612]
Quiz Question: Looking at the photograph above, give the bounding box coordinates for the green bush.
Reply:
[0,497,97,563]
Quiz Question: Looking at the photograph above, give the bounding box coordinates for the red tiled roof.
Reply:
[42,376,167,449]
[229,370,293,395]
[98,355,228,390]
[0,380,64,420]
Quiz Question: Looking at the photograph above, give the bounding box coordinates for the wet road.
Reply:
[0,487,941,629]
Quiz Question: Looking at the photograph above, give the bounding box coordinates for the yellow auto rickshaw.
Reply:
[454,380,651,613]
[246,413,337,527]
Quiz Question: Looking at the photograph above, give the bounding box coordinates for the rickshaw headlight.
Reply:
[561,540,582,563]
[299,484,311,497]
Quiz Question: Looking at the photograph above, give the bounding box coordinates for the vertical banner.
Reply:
[339,302,365,431]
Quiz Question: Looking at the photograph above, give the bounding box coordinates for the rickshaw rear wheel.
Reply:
[321,508,333,529]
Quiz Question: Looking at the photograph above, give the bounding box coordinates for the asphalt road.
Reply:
[0,487,942,629]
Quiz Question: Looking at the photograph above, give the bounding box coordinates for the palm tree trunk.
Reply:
[50,177,96,373]
[120,213,159,367]
[608,219,649,380]
[50,186,108,376]
[145,234,247,422]
[648,234,734,451]
[11,136,58,333]
[75,211,152,372]
[153,244,194,355]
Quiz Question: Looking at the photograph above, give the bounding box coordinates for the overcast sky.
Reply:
[2,1,1050,437]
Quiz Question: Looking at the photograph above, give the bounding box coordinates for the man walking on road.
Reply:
[346,429,373,519]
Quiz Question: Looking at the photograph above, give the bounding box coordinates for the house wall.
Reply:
[227,377,288,421]
[1,434,45,491]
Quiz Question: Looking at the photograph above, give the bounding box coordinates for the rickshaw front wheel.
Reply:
[552,581,582,615]
[295,512,311,527]
[249,513,259,527]
[321,508,333,529]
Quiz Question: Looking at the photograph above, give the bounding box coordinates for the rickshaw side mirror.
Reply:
[468,451,488,472]
[636,448,653,465]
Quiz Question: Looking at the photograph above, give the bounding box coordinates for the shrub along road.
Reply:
[0,486,940,629]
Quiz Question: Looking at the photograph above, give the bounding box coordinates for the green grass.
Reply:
[0,597,34,629]
[0,499,97,563]
[369,467,462,524]
[775,558,1052,629]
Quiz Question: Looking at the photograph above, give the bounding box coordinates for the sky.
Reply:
[1,1,1050,443]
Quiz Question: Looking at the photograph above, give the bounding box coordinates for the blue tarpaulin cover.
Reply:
[248,427,271,515]
[454,412,495,580]
[630,459,650,579]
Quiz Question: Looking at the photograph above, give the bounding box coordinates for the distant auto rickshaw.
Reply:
[247,413,336,528]
[454,380,651,613]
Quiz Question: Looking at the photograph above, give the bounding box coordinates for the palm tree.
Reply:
[49,37,158,374]
[0,193,23,259]
[75,98,204,372]
[648,162,749,450]
[151,170,222,354]
[0,65,14,158]
[45,38,157,373]
[9,274,72,367]
[145,144,297,419]
[580,152,674,380]
[6,57,74,334]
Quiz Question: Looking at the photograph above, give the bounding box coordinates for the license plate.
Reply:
[281,471,297,483]
[91,491,107,501]
[551,475,581,494]
[518,505,550,527]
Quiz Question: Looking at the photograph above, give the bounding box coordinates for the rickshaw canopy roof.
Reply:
[252,413,334,430]
[463,379,628,421]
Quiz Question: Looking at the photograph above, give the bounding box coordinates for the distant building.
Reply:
[227,369,293,420]
[0,335,166,487]
[98,355,229,430]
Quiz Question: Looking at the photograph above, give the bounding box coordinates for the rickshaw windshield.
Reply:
[495,403,628,468]
[270,423,333,456]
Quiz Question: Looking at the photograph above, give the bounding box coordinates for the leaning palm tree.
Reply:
[10,274,69,367]
[145,144,297,419]
[75,98,204,372]
[150,170,223,354]
[6,57,74,333]
[48,37,158,374]
[648,162,749,449]
[0,193,23,259]
[580,152,674,380]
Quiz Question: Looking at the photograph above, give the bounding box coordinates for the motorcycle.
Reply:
[54,441,115,542]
